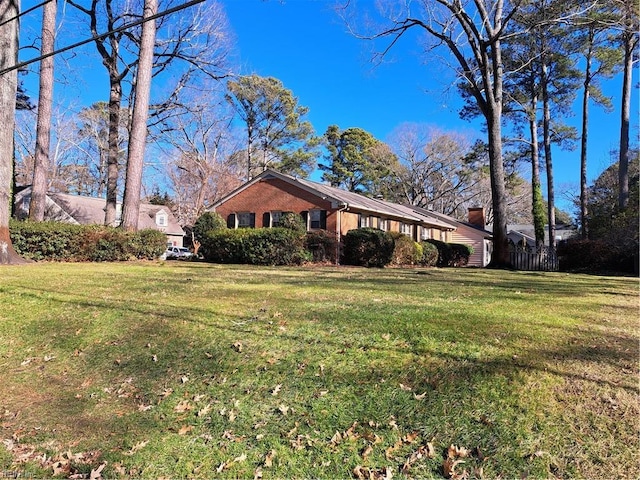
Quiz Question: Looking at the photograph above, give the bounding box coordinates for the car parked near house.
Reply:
[164,246,193,259]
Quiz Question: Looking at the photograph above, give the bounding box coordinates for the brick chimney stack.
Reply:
[468,207,485,229]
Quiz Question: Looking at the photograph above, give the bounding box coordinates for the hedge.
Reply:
[10,220,166,262]
[424,239,474,267]
[342,228,395,268]
[200,227,310,266]
[389,232,423,266]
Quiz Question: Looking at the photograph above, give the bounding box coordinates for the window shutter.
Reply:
[249,213,256,228]
[262,212,271,228]
[300,211,309,230]
[227,213,236,229]
[320,210,327,229]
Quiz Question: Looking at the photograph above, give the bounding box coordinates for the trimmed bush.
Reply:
[193,212,227,243]
[342,228,394,268]
[419,241,439,267]
[305,229,339,264]
[279,212,306,232]
[389,232,423,266]
[424,239,473,267]
[201,228,310,266]
[10,220,166,262]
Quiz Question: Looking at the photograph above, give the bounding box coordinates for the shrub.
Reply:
[10,220,167,262]
[193,212,226,243]
[419,241,439,267]
[424,239,473,267]
[201,228,310,266]
[279,212,307,232]
[342,228,394,268]
[389,232,423,266]
[128,229,167,260]
[305,230,339,264]
[557,238,637,273]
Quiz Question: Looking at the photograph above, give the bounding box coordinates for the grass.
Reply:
[0,261,638,479]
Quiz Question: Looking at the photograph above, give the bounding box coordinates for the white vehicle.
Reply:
[164,246,193,259]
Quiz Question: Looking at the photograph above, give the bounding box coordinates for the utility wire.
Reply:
[0,0,206,76]
[0,0,54,28]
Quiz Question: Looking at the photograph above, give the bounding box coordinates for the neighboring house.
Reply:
[211,169,493,267]
[14,187,185,247]
[507,224,578,248]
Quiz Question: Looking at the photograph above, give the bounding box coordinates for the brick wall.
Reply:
[214,178,338,231]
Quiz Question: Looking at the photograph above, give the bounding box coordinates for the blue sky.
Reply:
[223,0,638,212]
[17,0,638,213]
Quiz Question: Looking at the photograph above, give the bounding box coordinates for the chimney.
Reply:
[468,207,485,229]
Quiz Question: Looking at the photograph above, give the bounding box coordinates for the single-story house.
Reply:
[210,169,493,267]
[14,187,185,247]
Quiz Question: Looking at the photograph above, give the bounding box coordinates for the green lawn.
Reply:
[0,262,638,479]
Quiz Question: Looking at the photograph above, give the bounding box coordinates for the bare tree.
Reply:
[161,89,243,225]
[29,0,57,221]
[0,0,27,264]
[121,0,157,231]
[66,0,232,226]
[343,0,518,266]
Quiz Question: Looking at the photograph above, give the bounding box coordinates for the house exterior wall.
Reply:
[451,225,490,267]
[213,178,338,231]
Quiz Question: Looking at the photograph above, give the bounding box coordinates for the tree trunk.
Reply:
[618,30,633,210]
[29,0,57,221]
[121,0,157,231]
[579,34,592,239]
[105,79,122,226]
[541,60,556,249]
[529,95,545,248]
[0,0,28,264]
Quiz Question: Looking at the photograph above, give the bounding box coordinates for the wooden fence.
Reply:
[509,245,559,272]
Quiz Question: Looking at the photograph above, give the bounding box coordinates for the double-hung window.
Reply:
[310,210,323,229]
[271,211,283,227]
[238,212,253,228]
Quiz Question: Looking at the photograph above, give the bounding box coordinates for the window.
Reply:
[271,211,282,227]
[440,230,447,241]
[379,218,389,231]
[400,223,412,236]
[310,210,324,229]
[156,211,168,227]
[421,227,431,240]
[237,212,254,228]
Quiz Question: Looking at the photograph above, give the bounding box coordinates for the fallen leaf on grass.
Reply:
[271,384,282,396]
[278,404,290,415]
[353,465,393,480]
[413,392,427,400]
[399,383,413,391]
[174,400,192,413]
[126,440,149,455]
[443,457,465,479]
[90,462,106,480]
[264,449,276,467]
[232,342,243,353]
[178,425,194,435]
[197,404,212,417]
[361,444,374,460]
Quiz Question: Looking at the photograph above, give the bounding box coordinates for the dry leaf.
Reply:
[443,457,465,479]
[138,404,153,412]
[271,384,282,396]
[127,440,149,455]
[152,354,158,362]
[399,383,413,391]
[174,400,192,413]
[234,453,247,463]
[90,462,106,480]
[216,462,227,473]
[232,342,243,352]
[178,425,194,435]
[361,444,374,460]
[197,404,212,417]
[264,449,276,467]
[278,404,289,415]
[180,376,189,384]
[413,392,427,400]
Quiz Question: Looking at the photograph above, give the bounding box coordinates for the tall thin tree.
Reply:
[29,0,57,221]
[121,0,157,231]
[0,0,27,264]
